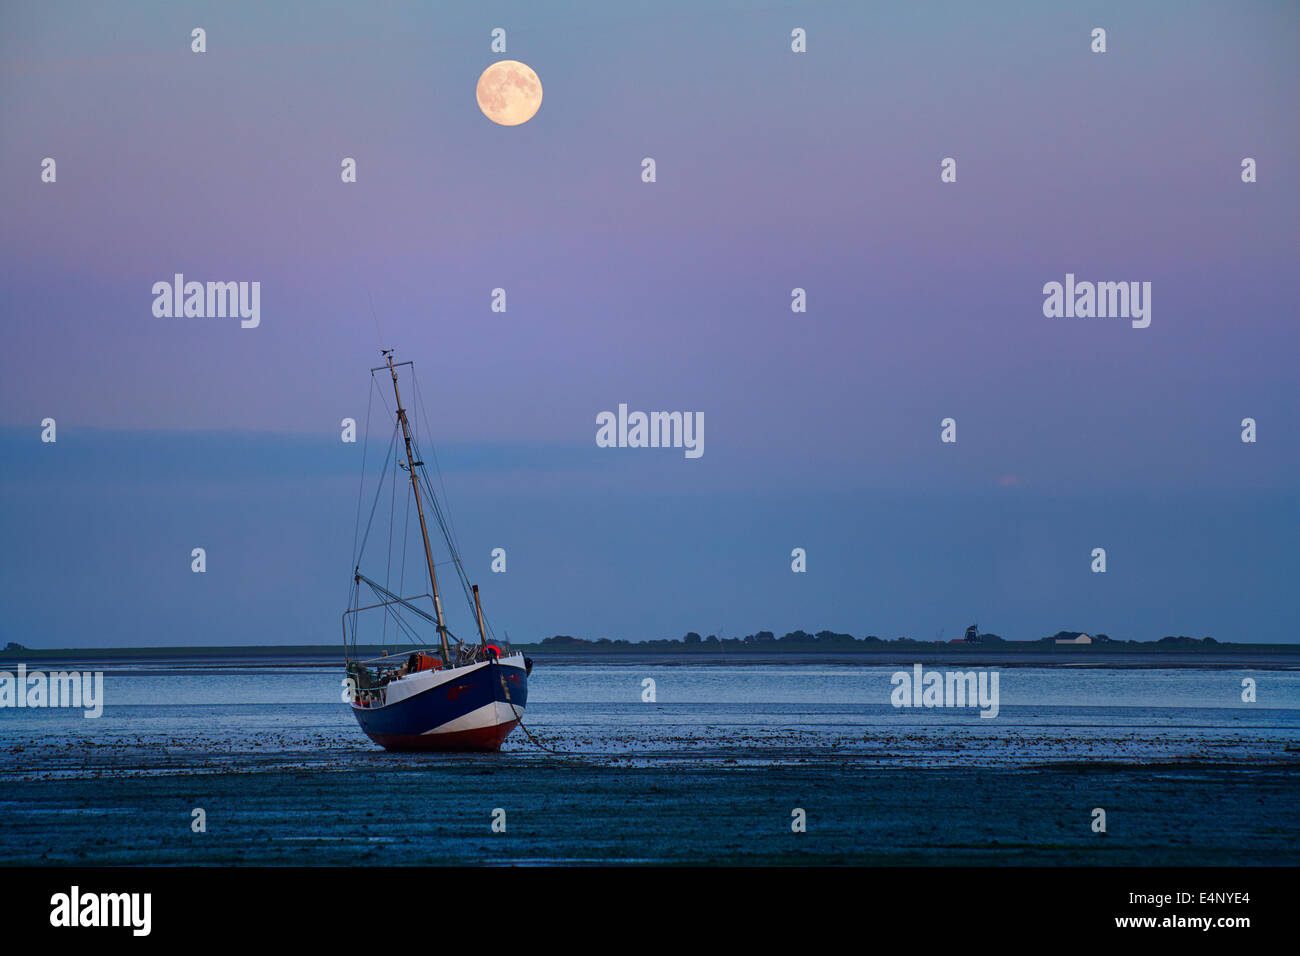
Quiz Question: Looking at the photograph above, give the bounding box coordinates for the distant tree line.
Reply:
[538,629,1220,646]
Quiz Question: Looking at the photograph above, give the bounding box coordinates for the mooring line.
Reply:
[494,661,574,756]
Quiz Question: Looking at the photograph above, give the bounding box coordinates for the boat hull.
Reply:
[350,654,529,752]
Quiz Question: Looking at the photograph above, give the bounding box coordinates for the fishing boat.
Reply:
[342,350,531,751]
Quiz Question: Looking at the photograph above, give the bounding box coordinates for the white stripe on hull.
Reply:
[424,699,523,736]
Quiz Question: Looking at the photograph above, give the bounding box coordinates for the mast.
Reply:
[472,584,488,648]
[384,351,451,662]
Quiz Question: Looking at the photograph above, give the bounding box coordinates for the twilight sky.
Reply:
[1,0,1297,646]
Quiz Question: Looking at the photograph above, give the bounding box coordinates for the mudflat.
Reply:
[1,758,1294,866]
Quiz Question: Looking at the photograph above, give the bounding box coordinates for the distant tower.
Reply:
[964,623,980,643]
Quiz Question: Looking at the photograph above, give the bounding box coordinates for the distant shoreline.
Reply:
[2,641,1298,667]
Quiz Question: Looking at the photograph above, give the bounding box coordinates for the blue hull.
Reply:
[351,656,529,751]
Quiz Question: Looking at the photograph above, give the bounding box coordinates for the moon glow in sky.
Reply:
[476,60,543,126]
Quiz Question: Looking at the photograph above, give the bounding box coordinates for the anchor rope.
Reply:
[493,661,572,756]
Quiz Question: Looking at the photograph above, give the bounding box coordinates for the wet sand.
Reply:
[3,656,1296,865]
[1,752,1295,866]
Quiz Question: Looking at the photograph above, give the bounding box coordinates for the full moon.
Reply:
[476,60,542,126]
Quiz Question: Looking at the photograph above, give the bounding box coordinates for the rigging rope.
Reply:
[382,429,405,649]
[412,374,469,564]
[409,375,483,626]
[350,375,375,569]
[346,377,377,620]
[351,360,509,654]
[493,662,572,756]
[361,578,424,646]
[398,476,411,606]
[354,420,399,567]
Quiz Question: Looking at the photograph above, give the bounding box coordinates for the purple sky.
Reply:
[1,1,1297,645]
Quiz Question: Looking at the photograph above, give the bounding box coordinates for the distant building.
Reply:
[1056,633,1093,645]
[964,624,980,643]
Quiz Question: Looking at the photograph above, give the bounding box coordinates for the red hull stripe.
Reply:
[368,719,520,752]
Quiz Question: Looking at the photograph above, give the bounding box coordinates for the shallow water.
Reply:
[2,657,1298,865]
[2,658,1296,777]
